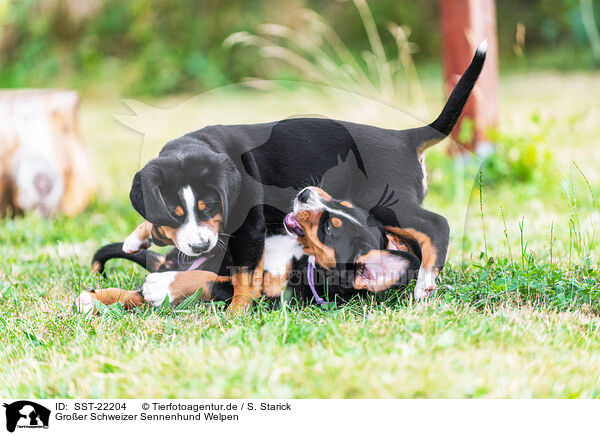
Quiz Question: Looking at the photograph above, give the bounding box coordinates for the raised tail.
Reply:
[412,40,487,150]
[92,242,166,274]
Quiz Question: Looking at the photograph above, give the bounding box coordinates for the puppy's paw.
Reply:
[123,232,151,254]
[142,272,177,307]
[73,289,96,315]
[414,269,437,300]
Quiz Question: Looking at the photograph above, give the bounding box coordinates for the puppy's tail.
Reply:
[92,243,166,274]
[411,40,487,151]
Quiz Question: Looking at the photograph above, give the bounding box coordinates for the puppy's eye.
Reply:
[328,217,342,231]
[173,206,185,217]
[198,201,219,214]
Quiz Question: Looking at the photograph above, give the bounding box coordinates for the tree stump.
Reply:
[0,89,94,217]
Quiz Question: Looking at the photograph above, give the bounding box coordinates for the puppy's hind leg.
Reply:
[385,208,450,300]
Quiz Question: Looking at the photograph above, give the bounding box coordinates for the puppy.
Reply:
[75,188,420,313]
[284,186,421,294]
[110,42,486,311]
[0,90,93,217]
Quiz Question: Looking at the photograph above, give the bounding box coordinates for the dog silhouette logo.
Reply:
[3,401,50,432]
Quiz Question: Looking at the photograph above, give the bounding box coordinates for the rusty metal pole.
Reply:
[440,0,499,155]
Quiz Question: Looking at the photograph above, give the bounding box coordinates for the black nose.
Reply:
[298,188,312,203]
[190,242,209,253]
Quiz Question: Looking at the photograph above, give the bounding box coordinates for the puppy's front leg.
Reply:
[142,270,226,306]
[229,258,264,313]
[123,221,153,253]
[227,206,266,313]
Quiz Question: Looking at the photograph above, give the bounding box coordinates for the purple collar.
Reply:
[307,256,332,308]
[186,254,332,308]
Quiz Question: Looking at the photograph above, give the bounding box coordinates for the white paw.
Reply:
[74,291,95,315]
[123,233,151,254]
[142,272,176,307]
[414,268,437,300]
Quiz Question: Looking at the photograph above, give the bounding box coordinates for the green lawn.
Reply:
[1,71,600,398]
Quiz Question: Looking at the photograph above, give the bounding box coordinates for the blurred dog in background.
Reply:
[0,90,94,217]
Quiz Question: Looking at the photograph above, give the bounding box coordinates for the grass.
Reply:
[225,0,427,117]
[1,69,600,398]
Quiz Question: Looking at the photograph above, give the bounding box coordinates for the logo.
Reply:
[3,401,50,433]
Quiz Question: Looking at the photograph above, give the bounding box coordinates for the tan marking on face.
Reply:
[161,226,178,245]
[340,201,353,208]
[295,209,336,268]
[174,206,184,216]
[385,226,436,270]
[151,225,177,246]
[312,187,332,201]
[169,270,229,304]
[203,212,223,233]
[331,217,342,228]
[197,200,206,211]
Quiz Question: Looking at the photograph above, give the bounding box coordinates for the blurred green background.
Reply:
[0,0,598,96]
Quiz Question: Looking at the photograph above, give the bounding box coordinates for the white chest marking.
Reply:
[264,235,304,275]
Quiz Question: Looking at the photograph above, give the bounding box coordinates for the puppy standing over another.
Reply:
[75,188,421,313]
[94,42,487,312]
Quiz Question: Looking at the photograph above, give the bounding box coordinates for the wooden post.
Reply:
[0,90,94,217]
[440,0,499,154]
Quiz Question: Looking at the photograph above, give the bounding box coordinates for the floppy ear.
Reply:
[129,158,179,226]
[214,154,241,227]
[129,170,146,217]
[354,250,420,292]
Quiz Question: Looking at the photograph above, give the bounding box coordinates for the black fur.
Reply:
[126,44,486,290]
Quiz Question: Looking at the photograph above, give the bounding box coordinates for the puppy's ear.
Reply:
[354,250,420,292]
[214,154,241,227]
[129,158,179,226]
[129,170,146,217]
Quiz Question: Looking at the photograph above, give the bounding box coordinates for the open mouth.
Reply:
[284,213,305,237]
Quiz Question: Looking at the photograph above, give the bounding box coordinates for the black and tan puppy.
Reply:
[284,186,421,293]
[76,188,420,313]
[114,42,487,312]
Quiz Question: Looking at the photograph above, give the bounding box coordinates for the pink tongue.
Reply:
[284,213,305,237]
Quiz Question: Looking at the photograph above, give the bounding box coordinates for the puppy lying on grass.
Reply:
[75,187,420,314]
